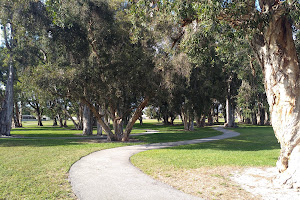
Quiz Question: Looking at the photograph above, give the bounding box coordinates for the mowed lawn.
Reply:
[132,126,280,170]
[0,119,221,199]
[131,125,281,199]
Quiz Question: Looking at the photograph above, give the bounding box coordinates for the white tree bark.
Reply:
[0,63,14,136]
[225,96,234,127]
[252,8,300,188]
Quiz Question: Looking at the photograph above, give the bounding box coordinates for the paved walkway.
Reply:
[69,127,240,200]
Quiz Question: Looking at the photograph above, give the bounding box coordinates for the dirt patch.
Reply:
[152,166,259,200]
[231,167,300,200]
[152,166,300,200]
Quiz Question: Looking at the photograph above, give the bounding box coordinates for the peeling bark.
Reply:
[251,6,300,188]
[0,63,14,136]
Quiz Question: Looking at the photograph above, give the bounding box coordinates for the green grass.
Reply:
[131,125,281,175]
[0,138,132,199]
[0,119,222,199]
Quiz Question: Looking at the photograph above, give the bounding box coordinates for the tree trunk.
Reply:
[37,114,43,126]
[123,97,149,141]
[36,105,43,127]
[188,117,194,131]
[77,103,84,130]
[13,102,22,127]
[63,119,67,127]
[0,23,14,136]
[170,113,175,125]
[251,7,300,188]
[80,98,115,140]
[53,116,58,126]
[181,108,189,130]
[65,109,80,130]
[207,109,213,126]
[258,104,265,126]
[82,104,93,135]
[113,118,123,140]
[0,63,14,136]
[251,110,257,125]
[225,95,234,127]
[30,102,43,127]
[58,115,63,127]
[196,115,205,128]
[97,122,102,136]
[163,114,169,125]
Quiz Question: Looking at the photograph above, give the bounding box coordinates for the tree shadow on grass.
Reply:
[132,127,221,143]
[0,138,114,147]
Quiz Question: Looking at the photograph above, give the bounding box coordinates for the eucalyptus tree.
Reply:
[0,1,17,135]
[130,0,300,188]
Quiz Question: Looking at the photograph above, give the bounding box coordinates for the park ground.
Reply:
[0,119,280,199]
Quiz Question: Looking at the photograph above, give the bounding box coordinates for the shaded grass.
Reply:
[131,126,280,175]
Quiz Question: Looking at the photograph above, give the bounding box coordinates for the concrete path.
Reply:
[69,127,240,200]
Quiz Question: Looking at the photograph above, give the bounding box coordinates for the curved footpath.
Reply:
[69,127,240,200]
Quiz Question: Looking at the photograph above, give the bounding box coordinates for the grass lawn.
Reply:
[0,119,221,199]
[131,125,281,199]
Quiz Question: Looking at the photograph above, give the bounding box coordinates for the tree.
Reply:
[0,2,17,136]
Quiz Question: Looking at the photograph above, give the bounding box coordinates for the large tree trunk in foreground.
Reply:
[0,63,14,136]
[252,8,300,188]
